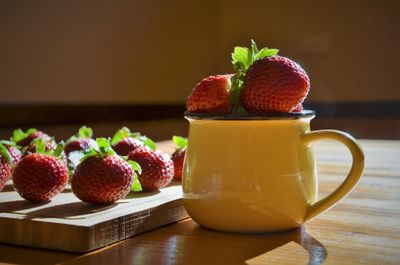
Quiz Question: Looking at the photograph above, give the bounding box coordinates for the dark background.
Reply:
[0,0,399,140]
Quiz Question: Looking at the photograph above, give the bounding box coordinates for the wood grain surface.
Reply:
[0,139,399,264]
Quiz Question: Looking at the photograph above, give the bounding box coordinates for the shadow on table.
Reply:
[0,189,161,219]
[59,220,327,265]
[1,183,15,192]
[0,200,117,218]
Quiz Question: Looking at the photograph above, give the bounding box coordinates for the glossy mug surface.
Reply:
[183,111,365,233]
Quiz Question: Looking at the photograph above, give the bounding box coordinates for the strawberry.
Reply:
[128,147,174,191]
[0,143,12,191]
[186,75,232,113]
[12,141,68,202]
[171,136,188,181]
[1,140,22,165]
[64,126,96,155]
[7,146,22,165]
[0,156,12,192]
[291,103,303,112]
[24,140,56,156]
[112,137,144,156]
[111,127,156,156]
[12,128,51,147]
[65,138,96,155]
[71,138,141,205]
[241,55,310,113]
[228,40,309,113]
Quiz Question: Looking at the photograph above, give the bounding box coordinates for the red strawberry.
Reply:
[64,126,96,155]
[291,103,303,112]
[7,146,22,165]
[241,56,310,113]
[112,137,144,156]
[111,127,155,156]
[12,153,68,202]
[71,155,134,205]
[13,129,51,147]
[64,138,96,155]
[0,143,14,191]
[0,156,12,192]
[186,75,232,113]
[171,148,185,181]
[128,147,174,191]
[171,136,188,181]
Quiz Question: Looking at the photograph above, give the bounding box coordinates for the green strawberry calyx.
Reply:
[111,127,156,150]
[67,126,93,143]
[11,128,37,143]
[0,142,12,165]
[68,137,143,192]
[229,40,279,112]
[33,138,65,158]
[128,160,142,192]
[0,140,19,148]
[172,136,188,150]
[73,138,116,162]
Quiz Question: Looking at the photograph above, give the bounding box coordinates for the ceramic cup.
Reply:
[182,110,365,233]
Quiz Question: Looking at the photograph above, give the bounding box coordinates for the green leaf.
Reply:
[96,138,115,156]
[131,173,142,192]
[79,151,97,162]
[96,138,111,149]
[89,141,100,153]
[0,143,12,164]
[255,48,279,60]
[136,136,156,150]
[26,128,37,135]
[172,136,188,149]
[143,137,156,150]
[52,141,65,157]
[69,138,114,165]
[0,140,18,147]
[130,132,141,137]
[128,160,142,175]
[231,47,249,68]
[35,139,46,154]
[127,160,142,192]
[232,61,246,74]
[78,126,93,138]
[246,47,253,67]
[111,127,132,145]
[12,129,26,143]
[12,128,37,143]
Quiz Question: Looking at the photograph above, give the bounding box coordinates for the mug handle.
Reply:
[302,130,365,222]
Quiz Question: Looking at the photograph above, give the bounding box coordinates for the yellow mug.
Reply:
[182,110,365,232]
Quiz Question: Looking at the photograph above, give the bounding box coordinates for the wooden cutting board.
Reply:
[0,181,188,253]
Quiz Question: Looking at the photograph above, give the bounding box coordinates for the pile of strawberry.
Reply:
[187,40,310,114]
[0,127,187,205]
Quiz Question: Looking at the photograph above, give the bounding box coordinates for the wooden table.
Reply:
[0,139,399,265]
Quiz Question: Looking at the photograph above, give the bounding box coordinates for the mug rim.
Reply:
[184,110,316,120]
